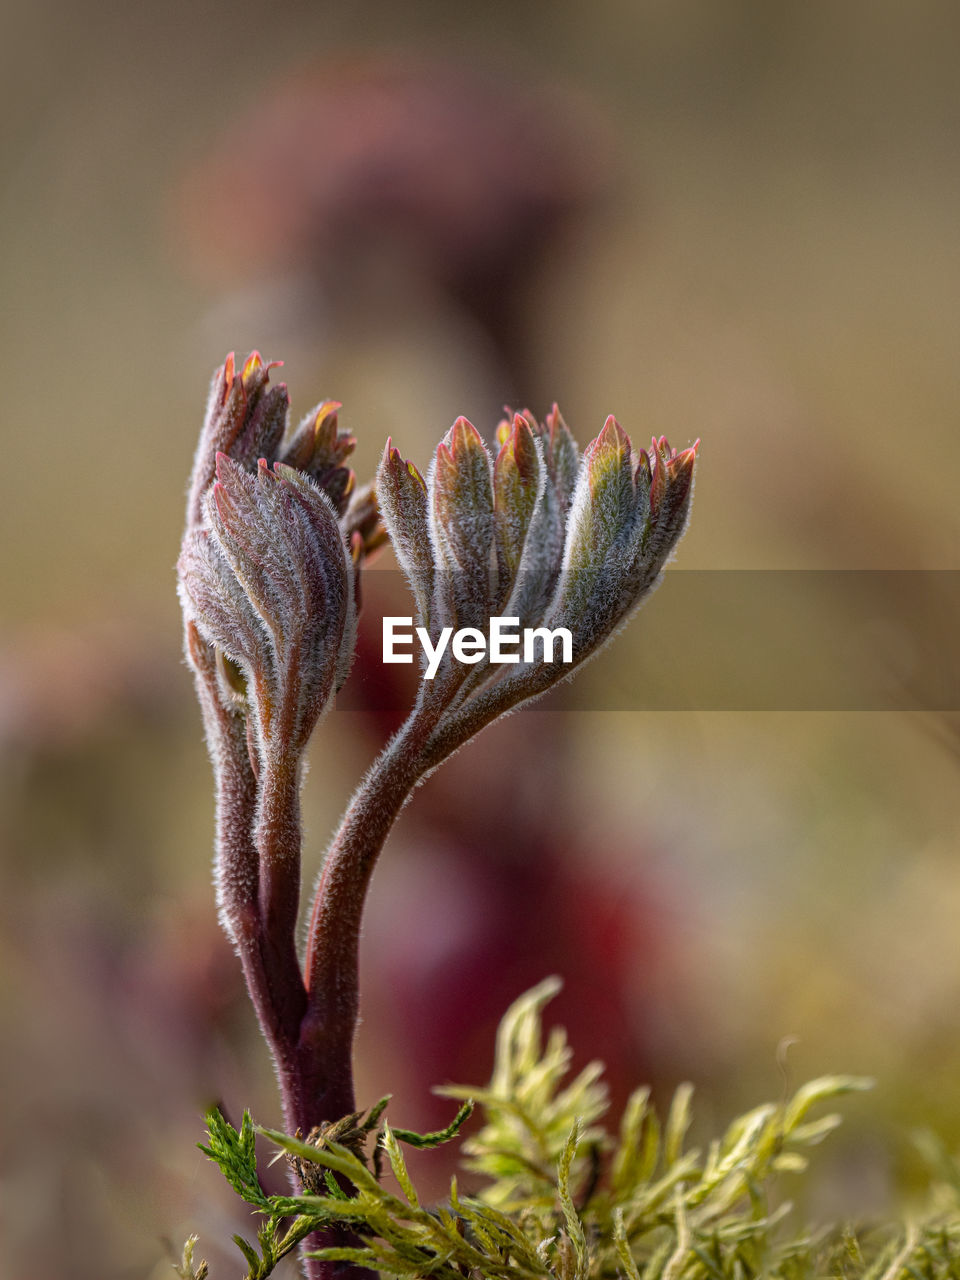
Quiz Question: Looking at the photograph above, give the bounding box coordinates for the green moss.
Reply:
[189,981,960,1280]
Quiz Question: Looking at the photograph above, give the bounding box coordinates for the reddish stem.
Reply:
[254,757,309,1059]
[299,708,437,1117]
[289,708,443,1280]
[216,738,366,1280]
[199,617,457,1278]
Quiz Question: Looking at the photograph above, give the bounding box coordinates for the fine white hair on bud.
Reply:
[427,416,497,637]
[195,454,353,758]
[378,442,435,631]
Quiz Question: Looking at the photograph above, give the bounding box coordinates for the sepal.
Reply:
[377,441,435,628]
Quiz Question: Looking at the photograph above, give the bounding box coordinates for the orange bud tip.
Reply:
[451,416,483,449]
[671,440,700,468]
[594,415,629,452]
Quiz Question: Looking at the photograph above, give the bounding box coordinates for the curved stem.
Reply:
[298,701,440,1128]
[294,704,448,1280]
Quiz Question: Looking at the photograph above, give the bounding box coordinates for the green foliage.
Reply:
[197,1106,318,1276]
[199,1108,270,1211]
[187,983,960,1280]
[438,975,608,1210]
[172,1235,209,1280]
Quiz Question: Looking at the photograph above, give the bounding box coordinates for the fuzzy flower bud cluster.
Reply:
[378,407,697,755]
[178,354,376,766]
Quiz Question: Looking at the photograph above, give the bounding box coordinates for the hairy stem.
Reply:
[186,628,310,1136]
[289,704,443,1280]
[255,756,309,1053]
[298,701,443,1126]
[202,681,358,1280]
[208,738,308,1135]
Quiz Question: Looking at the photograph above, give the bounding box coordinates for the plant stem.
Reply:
[215,760,315,1146]
[254,757,310,1061]
[216,730,359,1280]
[298,705,438,1127]
[188,627,312,1149]
[288,704,442,1280]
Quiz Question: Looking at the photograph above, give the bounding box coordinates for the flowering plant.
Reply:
[177,353,697,1277]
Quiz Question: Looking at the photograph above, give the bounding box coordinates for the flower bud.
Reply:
[180,449,355,770]
[552,425,698,649]
[278,401,357,516]
[642,436,699,569]
[428,417,496,634]
[378,442,434,629]
[493,414,542,605]
[186,352,289,530]
[500,405,580,626]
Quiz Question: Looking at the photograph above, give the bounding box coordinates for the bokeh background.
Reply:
[2,2,959,1276]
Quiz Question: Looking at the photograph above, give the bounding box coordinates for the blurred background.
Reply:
[2,1,959,1276]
